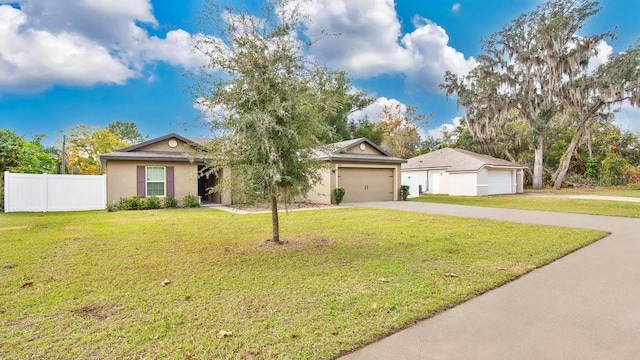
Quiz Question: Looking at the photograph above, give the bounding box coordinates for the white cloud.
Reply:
[142,30,209,69]
[452,3,461,14]
[348,97,406,122]
[0,5,135,91]
[193,97,235,124]
[0,1,207,93]
[302,0,476,90]
[401,16,476,90]
[612,101,640,134]
[587,40,613,74]
[426,117,462,139]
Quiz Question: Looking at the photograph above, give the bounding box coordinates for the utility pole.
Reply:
[61,135,66,174]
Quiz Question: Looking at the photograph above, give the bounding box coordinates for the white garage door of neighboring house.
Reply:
[338,168,394,202]
[431,171,442,194]
[488,170,513,195]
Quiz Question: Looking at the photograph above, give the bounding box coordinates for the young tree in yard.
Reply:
[377,103,424,158]
[442,0,610,189]
[193,0,342,243]
[64,125,127,174]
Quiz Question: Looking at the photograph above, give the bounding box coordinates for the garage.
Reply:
[338,168,394,202]
[488,170,513,195]
[401,148,526,197]
[309,137,406,204]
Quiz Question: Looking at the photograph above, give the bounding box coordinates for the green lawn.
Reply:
[412,193,640,218]
[528,186,640,198]
[1,208,604,359]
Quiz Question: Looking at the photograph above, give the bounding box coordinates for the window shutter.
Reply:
[166,166,175,197]
[137,166,146,197]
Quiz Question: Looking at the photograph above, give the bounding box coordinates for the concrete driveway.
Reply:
[340,201,640,360]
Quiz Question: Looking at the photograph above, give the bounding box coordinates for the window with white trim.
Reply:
[146,166,165,197]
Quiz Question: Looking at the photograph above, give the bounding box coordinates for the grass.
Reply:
[412,193,640,218]
[0,208,604,359]
[529,186,640,198]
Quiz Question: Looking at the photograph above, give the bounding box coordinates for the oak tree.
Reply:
[193,0,342,243]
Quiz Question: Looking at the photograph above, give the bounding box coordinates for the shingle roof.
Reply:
[101,134,405,164]
[314,138,405,163]
[100,151,209,162]
[403,148,525,172]
[185,137,211,147]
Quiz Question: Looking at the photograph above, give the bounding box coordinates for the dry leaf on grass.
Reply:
[216,330,233,339]
[378,277,390,283]
[21,281,33,288]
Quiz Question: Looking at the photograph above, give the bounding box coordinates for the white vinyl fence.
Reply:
[4,171,107,212]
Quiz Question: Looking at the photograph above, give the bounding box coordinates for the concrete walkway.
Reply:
[340,201,640,360]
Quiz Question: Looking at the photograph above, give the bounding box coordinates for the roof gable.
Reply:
[403,148,525,172]
[116,133,204,153]
[329,138,391,156]
[100,133,209,163]
[316,138,406,164]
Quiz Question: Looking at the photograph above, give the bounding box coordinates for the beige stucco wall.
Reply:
[345,143,383,155]
[137,138,196,153]
[218,167,233,205]
[105,160,199,204]
[305,166,333,204]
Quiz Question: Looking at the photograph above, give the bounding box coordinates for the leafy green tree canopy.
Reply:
[193,0,343,243]
[106,121,147,145]
[442,0,612,189]
[0,129,57,174]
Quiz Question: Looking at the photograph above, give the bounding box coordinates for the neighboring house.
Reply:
[309,138,407,204]
[401,148,526,197]
[100,133,231,205]
[100,134,406,205]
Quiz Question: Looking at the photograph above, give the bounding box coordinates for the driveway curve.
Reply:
[340,201,640,360]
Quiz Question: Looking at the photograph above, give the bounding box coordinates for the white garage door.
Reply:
[488,170,513,195]
[338,168,394,202]
[430,171,442,194]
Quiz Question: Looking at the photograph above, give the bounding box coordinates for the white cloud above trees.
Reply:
[0,0,476,94]
[348,97,406,122]
[301,0,476,90]
[0,1,207,92]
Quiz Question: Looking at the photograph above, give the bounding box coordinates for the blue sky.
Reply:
[1,0,638,145]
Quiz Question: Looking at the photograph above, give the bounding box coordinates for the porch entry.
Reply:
[197,166,221,203]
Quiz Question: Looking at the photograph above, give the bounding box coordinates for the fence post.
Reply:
[3,171,8,213]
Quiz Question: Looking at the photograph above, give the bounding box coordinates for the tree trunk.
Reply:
[586,127,593,158]
[532,133,545,190]
[270,191,280,243]
[552,126,586,190]
[552,101,604,190]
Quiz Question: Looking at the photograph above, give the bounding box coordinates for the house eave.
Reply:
[321,156,407,164]
[100,155,209,163]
